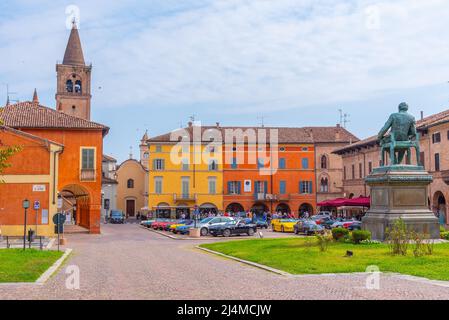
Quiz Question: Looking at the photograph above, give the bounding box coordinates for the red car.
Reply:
[152,220,172,230]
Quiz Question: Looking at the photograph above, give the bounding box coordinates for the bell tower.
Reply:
[56,21,92,120]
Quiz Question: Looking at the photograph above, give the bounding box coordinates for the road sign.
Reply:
[52,213,66,225]
[33,200,40,210]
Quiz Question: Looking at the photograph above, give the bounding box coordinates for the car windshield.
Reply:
[280,219,297,222]
[111,212,122,217]
[200,218,213,224]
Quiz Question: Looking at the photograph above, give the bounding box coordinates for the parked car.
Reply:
[174,223,195,235]
[140,220,155,228]
[110,210,125,224]
[243,218,269,229]
[314,216,335,229]
[169,220,193,232]
[197,217,235,236]
[209,220,257,237]
[347,221,362,231]
[294,220,325,235]
[331,219,357,229]
[152,219,175,230]
[272,219,299,233]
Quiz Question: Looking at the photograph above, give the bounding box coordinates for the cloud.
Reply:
[1,0,449,115]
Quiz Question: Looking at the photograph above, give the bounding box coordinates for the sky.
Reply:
[1,0,449,163]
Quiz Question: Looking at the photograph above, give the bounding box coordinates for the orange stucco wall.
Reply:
[223,144,317,216]
[1,131,50,175]
[21,128,104,233]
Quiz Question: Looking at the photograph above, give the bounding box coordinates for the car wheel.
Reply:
[248,228,255,236]
[223,229,231,237]
[200,228,208,236]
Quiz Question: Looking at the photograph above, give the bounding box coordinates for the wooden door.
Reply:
[126,200,135,217]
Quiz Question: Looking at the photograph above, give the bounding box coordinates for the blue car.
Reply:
[110,210,125,224]
[174,223,194,235]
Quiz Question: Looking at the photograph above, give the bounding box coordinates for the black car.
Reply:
[208,220,257,237]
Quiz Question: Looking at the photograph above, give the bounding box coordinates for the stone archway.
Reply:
[225,203,244,213]
[275,203,291,214]
[251,202,269,217]
[433,191,446,225]
[299,203,314,215]
[60,184,91,230]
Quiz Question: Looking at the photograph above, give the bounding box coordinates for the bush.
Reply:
[440,225,446,233]
[351,230,371,244]
[316,231,333,252]
[332,227,349,240]
[440,231,449,240]
[386,219,409,256]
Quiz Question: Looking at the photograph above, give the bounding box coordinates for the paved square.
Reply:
[1,224,449,300]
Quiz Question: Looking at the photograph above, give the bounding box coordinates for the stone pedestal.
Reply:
[362,165,439,240]
[189,228,201,238]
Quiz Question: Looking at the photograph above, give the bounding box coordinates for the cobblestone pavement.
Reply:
[1,224,449,300]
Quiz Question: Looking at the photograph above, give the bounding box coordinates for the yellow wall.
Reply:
[148,143,223,214]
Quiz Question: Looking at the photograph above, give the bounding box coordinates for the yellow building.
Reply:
[147,124,223,218]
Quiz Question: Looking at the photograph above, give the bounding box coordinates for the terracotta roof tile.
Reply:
[0,101,109,134]
[147,125,358,144]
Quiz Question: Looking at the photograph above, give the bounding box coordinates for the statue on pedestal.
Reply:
[377,102,420,166]
[362,102,439,240]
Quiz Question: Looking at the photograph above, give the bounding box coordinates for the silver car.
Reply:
[196,217,235,236]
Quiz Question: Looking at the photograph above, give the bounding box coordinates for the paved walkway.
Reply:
[1,224,449,300]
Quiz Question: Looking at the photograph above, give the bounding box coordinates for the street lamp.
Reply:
[22,199,30,250]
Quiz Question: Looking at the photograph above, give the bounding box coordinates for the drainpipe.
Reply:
[53,148,64,205]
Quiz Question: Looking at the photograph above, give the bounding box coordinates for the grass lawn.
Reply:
[200,238,449,281]
[0,249,64,282]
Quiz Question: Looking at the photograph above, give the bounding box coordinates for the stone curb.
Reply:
[196,246,292,276]
[35,248,72,285]
[196,246,449,288]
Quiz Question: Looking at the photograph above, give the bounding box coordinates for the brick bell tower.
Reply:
[56,21,92,120]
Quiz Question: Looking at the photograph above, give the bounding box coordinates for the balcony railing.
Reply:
[80,169,96,181]
[173,193,197,202]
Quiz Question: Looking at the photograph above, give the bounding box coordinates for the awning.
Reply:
[317,196,370,208]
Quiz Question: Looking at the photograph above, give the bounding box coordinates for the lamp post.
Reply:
[22,199,30,250]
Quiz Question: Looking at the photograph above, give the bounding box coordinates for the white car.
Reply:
[196,217,235,236]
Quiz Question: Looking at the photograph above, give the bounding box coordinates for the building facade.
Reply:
[333,108,449,224]
[101,154,118,221]
[146,124,357,218]
[147,125,223,218]
[0,126,63,236]
[116,158,148,218]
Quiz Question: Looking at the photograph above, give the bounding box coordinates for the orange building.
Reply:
[0,125,63,236]
[0,23,108,235]
[223,127,316,217]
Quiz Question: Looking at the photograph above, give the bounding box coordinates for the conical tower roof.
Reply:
[62,22,85,66]
[32,88,39,104]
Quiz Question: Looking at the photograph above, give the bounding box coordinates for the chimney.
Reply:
[336,123,341,128]
[216,122,220,128]
[420,111,424,120]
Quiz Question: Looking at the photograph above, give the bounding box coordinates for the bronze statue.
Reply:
[378,102,420,166]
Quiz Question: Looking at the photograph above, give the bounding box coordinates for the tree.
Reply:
[0,117,22,179]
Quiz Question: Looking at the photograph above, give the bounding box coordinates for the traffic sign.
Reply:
[33,200,40,210]
[52,213,66,225]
